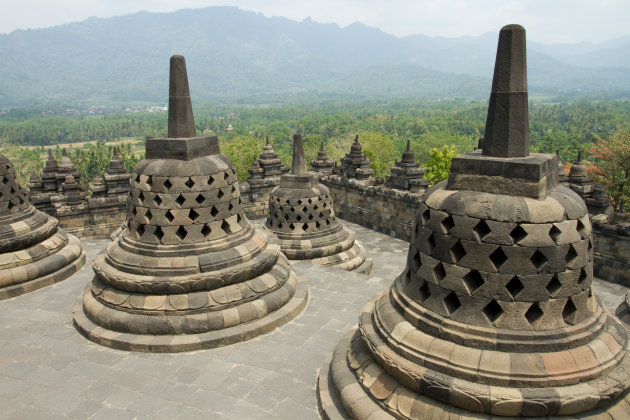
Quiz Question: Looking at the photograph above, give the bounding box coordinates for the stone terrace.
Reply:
[0,220,627,420]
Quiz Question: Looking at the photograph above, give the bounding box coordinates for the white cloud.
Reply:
[0,0,627,44]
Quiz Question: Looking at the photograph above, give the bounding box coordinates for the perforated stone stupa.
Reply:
[73,55,307,352]
[265,134,372,273]
[319,25,630,418]
[0,154,85,300]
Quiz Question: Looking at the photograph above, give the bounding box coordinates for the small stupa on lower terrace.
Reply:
[73,55,307,352]
[319,24,630,419]
[265,134,372,273]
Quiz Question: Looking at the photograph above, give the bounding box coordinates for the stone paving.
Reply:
[0,220,627,419]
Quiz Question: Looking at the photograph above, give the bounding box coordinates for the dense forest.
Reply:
[2,99,629,209]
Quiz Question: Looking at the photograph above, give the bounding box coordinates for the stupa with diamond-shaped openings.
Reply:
[73,55,307,352]
[265,134,372,273]
[0,154,85,300]
[318,25,630,418]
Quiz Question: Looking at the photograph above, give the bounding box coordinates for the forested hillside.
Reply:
[1,6,629,106]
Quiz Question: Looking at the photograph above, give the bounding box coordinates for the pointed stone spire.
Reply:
[401,139,414,163]
[167,55,196,138]
[483,24,529,158]
[292,134,306,176]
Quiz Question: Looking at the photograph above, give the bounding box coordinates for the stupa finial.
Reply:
[482,24,529,158]
[167,55,196,138]
[292,134,306,176]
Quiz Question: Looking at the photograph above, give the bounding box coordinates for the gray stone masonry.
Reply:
[0,220,628,419]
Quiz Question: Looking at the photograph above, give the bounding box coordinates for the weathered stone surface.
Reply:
[385,140,430,193]
[0,154,86,300]
[319,24,630,419]
[340,135,374,181]
[73,55,307,352]
[265,134,372,273]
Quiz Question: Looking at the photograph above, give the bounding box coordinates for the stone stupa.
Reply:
[319,24,630,418]
[265,134,372,273]
[385,140,430,192]
[0,154,85,300]
[73,55,308,352]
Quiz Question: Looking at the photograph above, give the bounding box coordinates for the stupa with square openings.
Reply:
[73,55,307,352]
[265,134,372,273]
[318,24,630,418]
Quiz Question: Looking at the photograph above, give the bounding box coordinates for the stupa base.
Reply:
[73,275,308,353]
[319,293,630,419]
[0,233,86,301]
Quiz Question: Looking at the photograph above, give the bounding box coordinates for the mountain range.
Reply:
[0,6,629,107]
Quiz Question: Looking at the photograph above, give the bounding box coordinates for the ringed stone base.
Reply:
[318,293,630,419]
[0,233,86,301]
[73,274,308,352]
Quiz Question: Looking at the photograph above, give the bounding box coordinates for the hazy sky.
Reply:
[0,0,628,44]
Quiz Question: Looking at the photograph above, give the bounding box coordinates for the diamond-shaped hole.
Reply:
[549,225,561,242]
[506,276,524,299]
[228,202,234,212]
[313,204,319,211]
[224,171,229,180]
[418,282,431,302]
[296,214,302,222]
[433,262,446,282]
[175,194,185,207]
[563,298,578,324]
[525,303,544,325]
[176,226,187,241]
[237,214,242,224]
[578,268,588,284]
[278,222,283,229]
[546,275,562,295]
[154,226,164,242]
[576,219,586,235]
[489,247,508,270]
[441,215,455,232]
[412,251,422,271]
[163,179,172,189]
[165,210,174,223]
[154,194,162,206]
[189,209,199,222]
[463,270,484,294]
[221,220,232,234]
[315,221,321,229]
[566,244,578,264]
[210,206,219,217]
[185,178,194,189]
[308,214,314,220]
[218,189,224,199]
[509,225,528,243]
[138,191,145,203]
[201,224,211,237]
[145,209,153,221]
[289,223,295,231]
[444,292,461,315]
[530,250,547,269]
[302,223,309,231]
[132,207,137,216]
[450,241,466,262]
[483,299,503,323]
[196,194,206,205]
[146,176,152,186]
[422,209,430,225]
[136,224,145,237]
[427,233,436,253]
[297,199,302,205]
[208,176,215,186]
[7,201,15,210]
[473,219,491,241]
[284,214,290,221]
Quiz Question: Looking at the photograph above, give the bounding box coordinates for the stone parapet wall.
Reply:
[239,181,275,220]
[592,222,630,286]
[56,199,127,239]
[321,175,423,241]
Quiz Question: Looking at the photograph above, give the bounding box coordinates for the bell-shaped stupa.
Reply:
[319,25,630,418]
[73,55,307,352]
[265,134,372,273]
[0,155,85,300]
